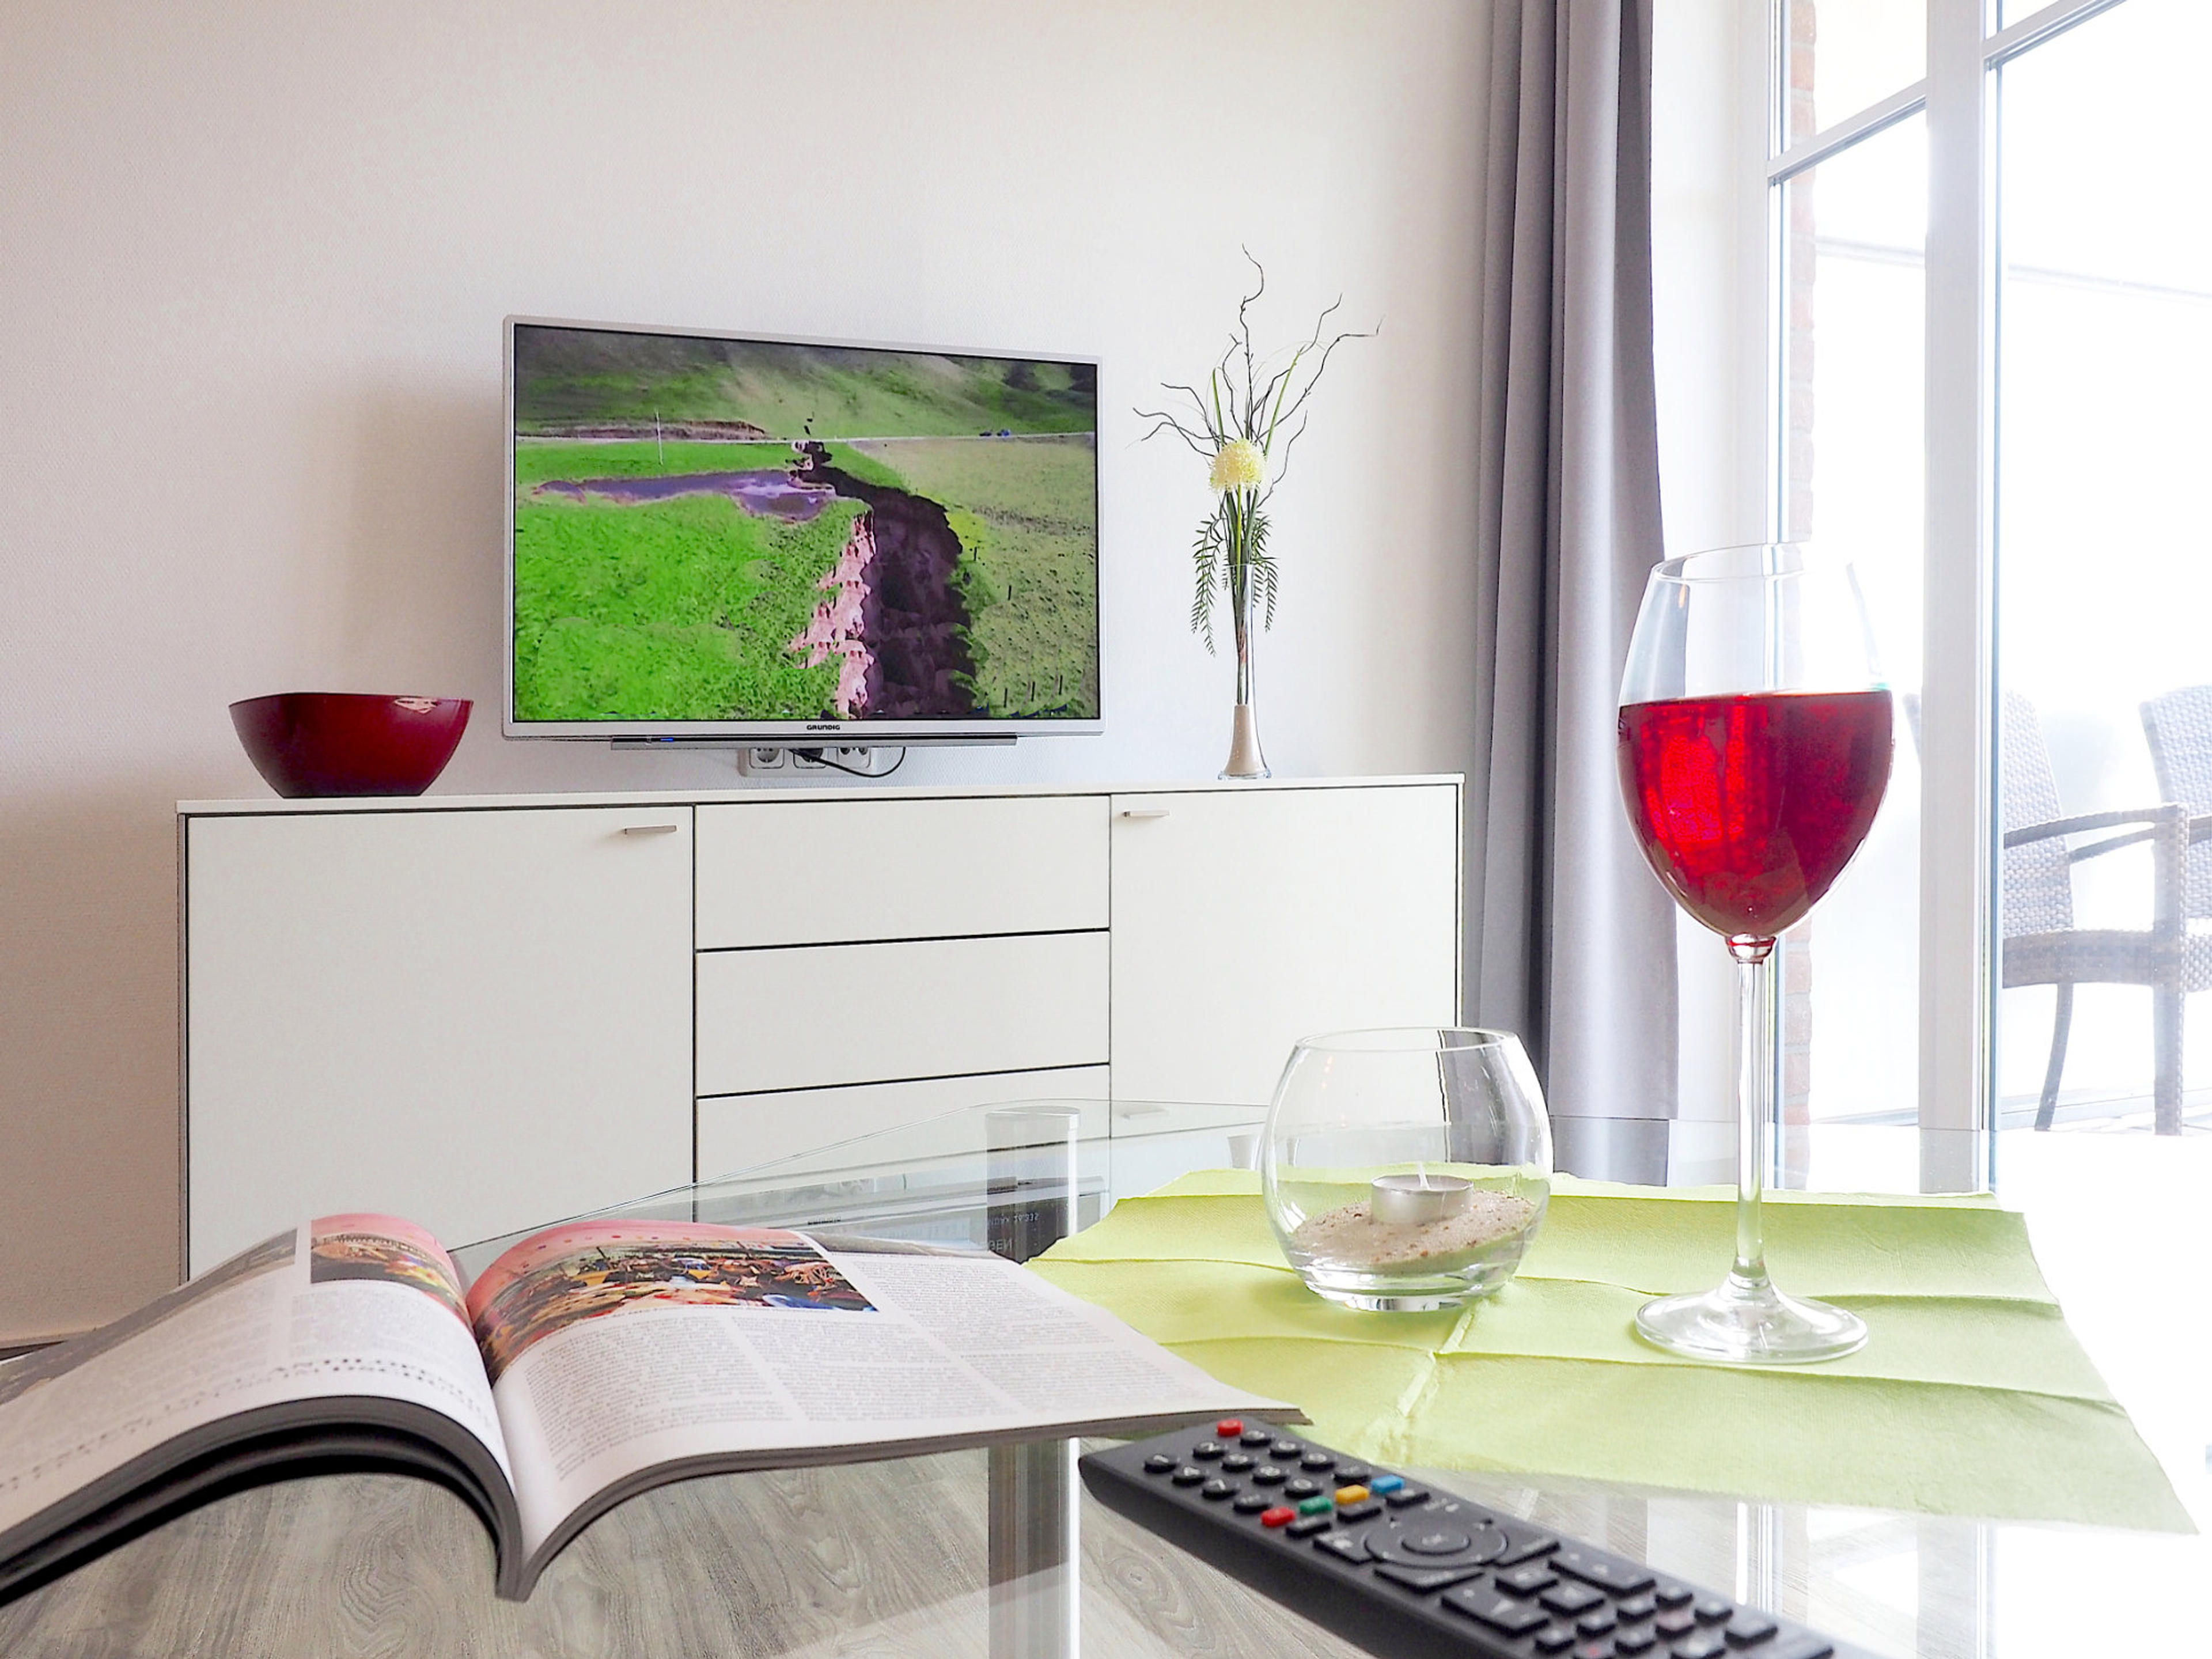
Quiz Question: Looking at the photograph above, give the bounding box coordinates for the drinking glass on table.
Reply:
[1616,543,1893,1362]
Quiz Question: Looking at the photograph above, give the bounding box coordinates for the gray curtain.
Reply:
[1467,0,1677,1168]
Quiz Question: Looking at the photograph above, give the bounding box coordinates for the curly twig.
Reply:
[1132,255,1374,643]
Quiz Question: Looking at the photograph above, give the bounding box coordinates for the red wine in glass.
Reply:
[1616,544,1892,1365]
[1618,689,1893,942]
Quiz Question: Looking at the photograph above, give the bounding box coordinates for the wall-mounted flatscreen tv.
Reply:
[505,318,1102,743]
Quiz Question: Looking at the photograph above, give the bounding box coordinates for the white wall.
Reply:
[0,0,1490,1340]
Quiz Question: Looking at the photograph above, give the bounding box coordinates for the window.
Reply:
[1992,0,2212,1132]
[1654,0,2199,1171]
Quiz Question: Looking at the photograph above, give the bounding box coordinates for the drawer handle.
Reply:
[1118,808,1171,821]
[622,823,681,836]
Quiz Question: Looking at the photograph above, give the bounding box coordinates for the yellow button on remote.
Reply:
[1335,1485,1371,1505]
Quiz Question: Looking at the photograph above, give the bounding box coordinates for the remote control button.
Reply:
[1615,1628,1656,1655]
[1534,1628,1578,1655]
[1259,1506,1296,1528]
[1313,1532,1370,1565]
[1191,1441,1225,1460]
[1222,1453,1255,1473]
[1200,1478,1234,1501]
[1232,1492,1274,1514]
[1618,1593,1658,1620]
[1367,1521,1510,1569]
[1334,1499,1383,1522]
[1300,1452,1337,1472]
[1286,1514,1335,1538]
[1442,1587,1551,1635]
[1215,1418,1244,1438]
[1270,1439,1303,1459]
[1554,1547,1655,1594]
[1497,1563,1557,1596]
[1655,1585,1695,1609]
[1142,1454,1176,1474]
[1575,1606,1618,1635]
[1570,1642,1616,1659]
[1724,1611,1778,1646]
[1384,1486,1430,1508]
[1335,1464,1373,1483]
[1240,1429,1273,1448]
[1374,1562,1486,1594]
[1766,1638,1834,1659]
[1297,1495,1334,1517]
[1672,1633,1728,1659]
[1368,1474,1405,1494]
[1251,1465,1287,1486]
[1693,1597,1732,1623]
[1171,1466,1206,1486]
[1335,1485,1372,1505]
[1540,1581,1606,1615]
[1654,1608,1698,1637]
[1402,1527,1474,1556]
[1494,1533,1562,1567]
[1284,1478,1322,1500]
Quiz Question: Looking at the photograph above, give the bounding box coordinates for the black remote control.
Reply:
[1080,1418,1870,1659]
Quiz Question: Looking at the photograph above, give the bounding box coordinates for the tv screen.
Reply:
[504,319,1101,740]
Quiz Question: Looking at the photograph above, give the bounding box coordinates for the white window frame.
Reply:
[1756,0,2129,1183]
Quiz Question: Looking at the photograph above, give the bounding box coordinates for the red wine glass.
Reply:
[1617,543,1893,1362]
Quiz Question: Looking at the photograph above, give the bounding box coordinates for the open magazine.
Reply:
[0,1214,1293,1604]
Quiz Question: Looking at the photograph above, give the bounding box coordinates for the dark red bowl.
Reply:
[230,693,472,798]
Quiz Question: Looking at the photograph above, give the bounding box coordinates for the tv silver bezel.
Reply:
[502,315,1105,744]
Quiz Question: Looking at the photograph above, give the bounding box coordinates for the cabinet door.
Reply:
[185,806,693,1273]
[1109,784,1461,1105]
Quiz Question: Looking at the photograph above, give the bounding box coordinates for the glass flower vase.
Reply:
[1221,567,1269,779]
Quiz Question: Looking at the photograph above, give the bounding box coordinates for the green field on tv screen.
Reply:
[510,324,1101,725]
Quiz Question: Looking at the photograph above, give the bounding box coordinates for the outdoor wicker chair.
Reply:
[2001,691,2201,1134]
[2138,681,2212,921]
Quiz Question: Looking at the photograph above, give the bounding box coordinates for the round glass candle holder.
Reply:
[1261,1028,1553,1312]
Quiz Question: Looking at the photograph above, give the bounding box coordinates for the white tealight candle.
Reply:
[1369,1172,1473,1226]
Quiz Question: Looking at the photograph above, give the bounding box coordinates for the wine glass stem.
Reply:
[1730,937,1777,1291]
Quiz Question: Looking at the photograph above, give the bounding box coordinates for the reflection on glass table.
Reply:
[469,1102,2211,1659]
[3,1104,2202,1658]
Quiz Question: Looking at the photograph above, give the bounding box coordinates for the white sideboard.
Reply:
[180,776,1462,1274]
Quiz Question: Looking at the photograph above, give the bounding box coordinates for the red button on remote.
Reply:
[1216,1419,1244,1438]
[1259,1506,1296,1528]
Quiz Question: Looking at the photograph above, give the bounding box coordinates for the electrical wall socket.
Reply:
[736,745,897,778]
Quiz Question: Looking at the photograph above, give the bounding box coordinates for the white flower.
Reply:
[1209,437,1265,493]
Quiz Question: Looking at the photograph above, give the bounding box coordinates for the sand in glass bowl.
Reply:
[1262,1030,1552,1313]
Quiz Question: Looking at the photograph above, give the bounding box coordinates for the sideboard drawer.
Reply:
[695,795,1108,949]
[697,1066,1111,1176]
[696,932,1109,1096]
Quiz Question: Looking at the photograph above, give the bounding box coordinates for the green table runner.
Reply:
[1032,1171,2190,1532]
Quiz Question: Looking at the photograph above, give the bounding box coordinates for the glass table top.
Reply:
[456,1101,2212,1658]
[4,1104,2200,1657]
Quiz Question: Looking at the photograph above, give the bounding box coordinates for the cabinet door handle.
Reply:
[622,823,681,836]
[1118,808,1171,821]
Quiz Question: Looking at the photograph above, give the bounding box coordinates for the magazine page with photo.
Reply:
[0,1209,1290,1606]
[465,1220,1291,1582]
[0,1215,524,1603]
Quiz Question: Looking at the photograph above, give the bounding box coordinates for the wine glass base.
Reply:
[1634,1275,1868,1365]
